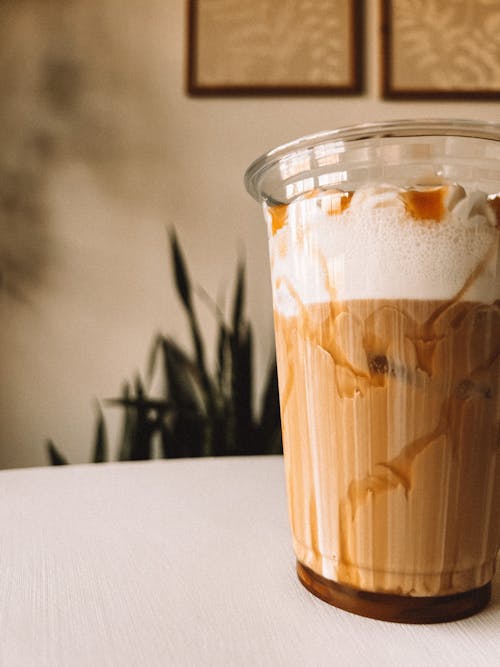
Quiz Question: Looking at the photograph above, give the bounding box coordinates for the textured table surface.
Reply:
[0,456,498,667]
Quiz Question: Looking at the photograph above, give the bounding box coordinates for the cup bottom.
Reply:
[296,561,491,623]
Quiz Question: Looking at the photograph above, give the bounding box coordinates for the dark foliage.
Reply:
[47,234,282,464]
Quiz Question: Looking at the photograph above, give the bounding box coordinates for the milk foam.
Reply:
[268,184,500,316]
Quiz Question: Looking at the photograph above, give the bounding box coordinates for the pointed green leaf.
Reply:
[188,313,212,411]
[116,383,135,462]
[162,337,201,411]
[170,229,193,312]
[167,413,208,458]
[169,231,214,415]
[263,428,283,455]
[209,407,230,457]
[46,439,68,465]
[230,323,255,454]
[231,261,245,338]
[216,320,230,394]
[129,410,156,461]
[130,422,156,460]
[134,374,145,399]
[109,379,159,461]
[130,380,157,461]
[106,396,172,413]
[146,333,163,387]
[91,405,108,463]
[258,359,283,455]
[159,421,172,459]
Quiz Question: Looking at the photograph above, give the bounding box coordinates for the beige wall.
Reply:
[1,1,498,468]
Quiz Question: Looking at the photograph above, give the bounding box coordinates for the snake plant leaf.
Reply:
[170,229,193,311]
[117,376,158,461]
[129,411,156,461]
[106,396,172,412]
[159,420,171,459]
[116,382,135,462]
[169,232,214,414]
[108,383,172,461]
[91,405,108,463]
[146,333,163,387]
[230,322,254,454]
[130,420,155,460]
[263,427,283,455]
[133,378,157,461]
[208,408,230,457]
[258,360,283,455]
[194,283,230,396]
[216,319,230,394]
[46,439,68,465]
[231,260,245,339]
[162,337,202,412]
[165,412,208,458]
[45,234,283,464]
[134,374,145,399]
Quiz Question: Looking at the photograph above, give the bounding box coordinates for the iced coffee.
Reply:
[246,121,500,622]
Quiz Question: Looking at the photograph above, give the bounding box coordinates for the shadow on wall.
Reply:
[0,0,169,304]
[0,130,53,302]
[0,11,86,301]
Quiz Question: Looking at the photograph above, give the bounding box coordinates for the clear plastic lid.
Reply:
[244,119,500,206]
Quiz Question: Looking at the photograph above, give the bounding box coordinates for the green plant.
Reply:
[46,231,282,464]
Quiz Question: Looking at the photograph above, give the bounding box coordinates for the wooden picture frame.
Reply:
[187,0,364,96]
[381,0,500,100]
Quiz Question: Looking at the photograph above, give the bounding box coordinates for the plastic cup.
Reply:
[245,119,500,622]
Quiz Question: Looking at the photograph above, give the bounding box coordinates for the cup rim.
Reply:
[244,118,500,202]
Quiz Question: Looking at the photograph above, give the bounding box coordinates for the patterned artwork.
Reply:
[188,0,362,94]
[382,0,500,98]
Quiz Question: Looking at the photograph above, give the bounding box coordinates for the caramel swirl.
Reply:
[402,188,446,221]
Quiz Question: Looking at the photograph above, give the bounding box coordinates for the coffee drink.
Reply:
[245,120,500,622]
[267,183,499,610]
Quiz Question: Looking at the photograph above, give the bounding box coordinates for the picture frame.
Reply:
[187,0,364,96]
[381,0,500,100]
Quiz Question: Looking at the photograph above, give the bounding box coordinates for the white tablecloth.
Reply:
[0,456,498,666]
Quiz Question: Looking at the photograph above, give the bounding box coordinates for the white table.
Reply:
[0,457,498,666]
